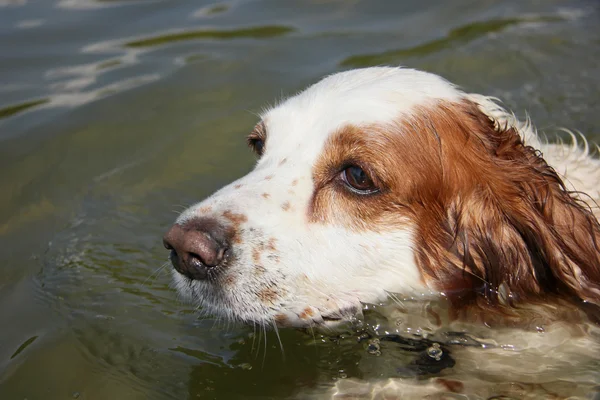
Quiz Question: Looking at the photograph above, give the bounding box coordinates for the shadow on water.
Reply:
[340,16,563,67]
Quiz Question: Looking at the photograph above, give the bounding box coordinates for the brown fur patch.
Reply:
[222,210,248,225]
[230,231,242,244]
[278,158,287,166]
[291,179,298,186]
[299,307,314,319]
[281,201,291,211]
[258,288,278,304]
[264,175,273,181]
[407,101,600,312]
[262,192,270,199]
[274,313,288,325]
[252,247,262,264]
[221,210,246,245]
[199,205,212,214]
[310,99,600,314]
[309,123,415,231]
[234,184,243,189]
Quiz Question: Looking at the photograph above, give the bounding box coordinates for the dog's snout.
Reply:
[163,218,230,280]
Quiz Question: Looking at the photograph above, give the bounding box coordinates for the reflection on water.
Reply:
[15,19,44,29]
[0,98,49,119]
[191,3,229,18]
[341,14,567,67]
[321,297,600,398]
[125,25,296,48]
[0,0,599,399]
[57,0,156,10]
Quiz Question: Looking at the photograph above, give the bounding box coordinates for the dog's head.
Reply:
[164,67,600,328]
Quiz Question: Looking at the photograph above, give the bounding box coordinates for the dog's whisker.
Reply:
[142,261,170,287]
[387,292,405,308]
[262,323,268,368]
[253,323,263,360]
[251,321,258,354]
[173,203,191,211]
[271,318,285,359]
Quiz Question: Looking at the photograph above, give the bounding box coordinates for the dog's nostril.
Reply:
[217,246,228,263]
[163,218,231,280]
[187,253,206,268]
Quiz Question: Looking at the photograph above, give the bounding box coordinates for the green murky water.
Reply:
[1,0,599,399]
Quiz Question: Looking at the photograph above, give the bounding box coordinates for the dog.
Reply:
[163,67,600,331]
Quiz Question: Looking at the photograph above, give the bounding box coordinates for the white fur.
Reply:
[173,67,600,328]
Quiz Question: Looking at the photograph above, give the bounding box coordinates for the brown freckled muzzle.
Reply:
[163,217,232,280]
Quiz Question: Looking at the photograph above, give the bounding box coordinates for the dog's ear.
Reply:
[414,102,600,310]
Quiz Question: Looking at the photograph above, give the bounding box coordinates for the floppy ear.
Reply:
[414,101,600,310]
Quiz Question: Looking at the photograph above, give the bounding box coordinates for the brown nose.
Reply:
[163,218,229,280]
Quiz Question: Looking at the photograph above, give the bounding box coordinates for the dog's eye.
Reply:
[341,166,378,194]
[247,137,265,156]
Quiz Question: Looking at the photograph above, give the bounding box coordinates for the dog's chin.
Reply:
[213,303,363,331]
[172,269,365,330]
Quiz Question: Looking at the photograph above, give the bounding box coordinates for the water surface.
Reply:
[1,0,599,398]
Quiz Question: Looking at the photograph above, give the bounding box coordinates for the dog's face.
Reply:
[164,67,600,328]
[165,68,456,327]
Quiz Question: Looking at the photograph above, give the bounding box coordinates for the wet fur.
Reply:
[171,67,600,328]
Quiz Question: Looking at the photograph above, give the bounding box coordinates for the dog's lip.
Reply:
[319,304,363,324]
[321,314,344,322]
[320,310,354,321]
[316,311,363,330]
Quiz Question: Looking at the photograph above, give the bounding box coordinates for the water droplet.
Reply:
[426,343,443,361]
[357,332,370,342]
[367,338,381,355]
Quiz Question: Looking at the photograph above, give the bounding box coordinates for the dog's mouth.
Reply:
[317,312,361,330]
[321,307,362,324]
[271,301,365,330]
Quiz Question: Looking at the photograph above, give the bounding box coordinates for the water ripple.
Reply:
[341,15,566,67]
[125,25,296,48]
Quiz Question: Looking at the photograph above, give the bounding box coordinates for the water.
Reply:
[1,0,599,398]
